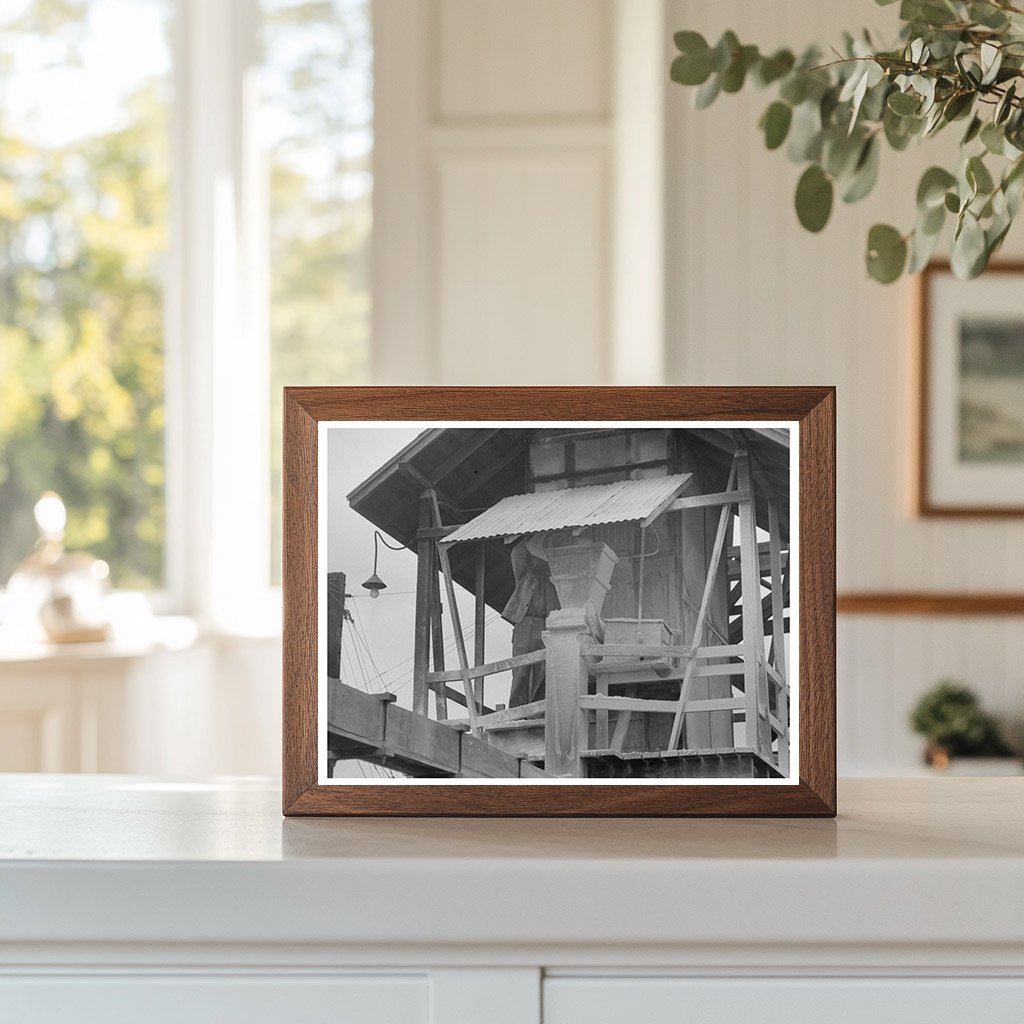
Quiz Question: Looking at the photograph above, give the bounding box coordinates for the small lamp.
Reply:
[361,530,402,598]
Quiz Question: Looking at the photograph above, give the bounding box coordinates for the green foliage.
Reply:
[670,0,1024,282]
[909,680,1015,756]
[0,4,168,588]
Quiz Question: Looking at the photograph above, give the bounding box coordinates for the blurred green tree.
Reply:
[0,0,170,588]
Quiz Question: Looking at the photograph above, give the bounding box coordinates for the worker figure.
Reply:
[502,534,561,706]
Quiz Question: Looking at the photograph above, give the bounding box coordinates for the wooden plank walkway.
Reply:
[326,680,550,779]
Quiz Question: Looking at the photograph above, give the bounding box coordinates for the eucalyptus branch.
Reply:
[670,0,1024,283]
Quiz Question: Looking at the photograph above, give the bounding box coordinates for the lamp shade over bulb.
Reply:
[361,572,386,598]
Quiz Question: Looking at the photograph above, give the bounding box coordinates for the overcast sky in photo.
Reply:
[325,426,514,718]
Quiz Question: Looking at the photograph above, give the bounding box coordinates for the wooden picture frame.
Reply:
[283,387,836,816]
[917,260,1024,517]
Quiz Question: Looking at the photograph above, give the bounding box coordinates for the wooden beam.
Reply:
[667,457,738,750]
[429,490,480,735]
[597,663,744,687]
[430,559,447,720]
[745,439,790,536]
[768,496,789,776]
[399,462,465,522]
[448,699,545,730]
[326,571,346,680]
[836,592,1024,616]
[474,542,486,709]
[437,683,495,716]
[325,680,546,778]
[412,496,433,716]
[462,441,525,500]
[427,649,545,684]
[415,525,459,541]
[667,489,746,513]
[736,447,771,759]
[588,643,694,659]
[580,695,743,715]
[430,427,501,483]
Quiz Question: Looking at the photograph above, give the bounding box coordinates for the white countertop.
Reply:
[1,775,1022,954]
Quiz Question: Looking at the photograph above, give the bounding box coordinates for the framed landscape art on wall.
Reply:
[282,387,836,816]
[918,262,1024,517]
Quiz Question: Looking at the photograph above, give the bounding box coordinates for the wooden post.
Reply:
[736,447,770,759]
[768,497,790,775]
[667,459,737,750]
[326,571,346,680]
[543,610,592,777]
[431,562,447,720]
[412,496,433,716]
[429,492,480,736]
[474,542,486,709]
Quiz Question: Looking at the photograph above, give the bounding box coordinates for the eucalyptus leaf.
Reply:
[779,73,807,106]
[888,90,921,115]
[921,200,946,235]
[710,31,740,73]
[908,221,942,273]
[694,73,721,109]
[980,42,1003,86]
[996,82,1017,124]
[760,101,793,150]
[795,164,834,232]
[917,166,957,210]
[981,121,1006,155]
[842,137,881,203]
[951,211,986,278]
[721,44,758,93]
[822,128,863,178]
[866,223,908,283]
[787,100,823,162]
[970,2,1009,29]
[962,115,983,145]
[754,49,795,87]
[967,154,995,195]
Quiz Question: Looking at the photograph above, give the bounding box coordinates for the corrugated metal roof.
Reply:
[443,474,692,545]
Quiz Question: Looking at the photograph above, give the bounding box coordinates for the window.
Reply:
[0,0,374,618]
[262,0,373,581]
[0,0,172,589]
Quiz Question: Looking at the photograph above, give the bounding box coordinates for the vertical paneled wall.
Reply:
[665,0,1024,772]
[375,0,615,385]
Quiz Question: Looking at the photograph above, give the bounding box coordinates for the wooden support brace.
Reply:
[667,457,739,750]
[474,542,486,709]
[412,495,434,716]
[430,492,480,736]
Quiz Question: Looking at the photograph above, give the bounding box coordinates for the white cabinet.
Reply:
[544,977,1024,1023]
[1,975,428,1024]
[1,778,1022,1022]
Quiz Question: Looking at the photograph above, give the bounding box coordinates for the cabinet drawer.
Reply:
[0,974,427,1024]
[544,977,1024,1023]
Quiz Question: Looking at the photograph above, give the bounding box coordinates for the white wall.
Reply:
[371,0,1024,775]
[373,0,666,386]
[664,0,1024,771]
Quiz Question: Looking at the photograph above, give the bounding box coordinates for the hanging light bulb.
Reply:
[361,572,386,598]
[361,530,403,598]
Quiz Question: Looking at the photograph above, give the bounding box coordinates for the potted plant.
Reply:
[909,680,1019,773]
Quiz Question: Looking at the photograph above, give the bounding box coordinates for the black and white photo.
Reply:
[318,422,797,783]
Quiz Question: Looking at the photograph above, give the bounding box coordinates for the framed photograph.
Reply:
[283,387,836,816]
[918,261,1024,516]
